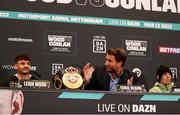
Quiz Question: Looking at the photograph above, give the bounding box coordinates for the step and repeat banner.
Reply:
[0,0,180,90]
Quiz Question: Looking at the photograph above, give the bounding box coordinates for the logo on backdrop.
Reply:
[44,31,76,56]
[93,35,106,53]
[159,46,180,54]
[122,36,151,59]
[170,67,178,82]
[1,64,37,71]
[8,37,34,43]
[26,0,180,14]
[52,63,63,74]
[132,68,142,77]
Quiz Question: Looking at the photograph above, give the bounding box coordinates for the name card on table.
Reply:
[172,87,180,93]
[10,80,51,88]
[116,85,146,92]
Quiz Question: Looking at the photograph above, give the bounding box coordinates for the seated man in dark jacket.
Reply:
[83,48,139,91]
[1,54,40,87]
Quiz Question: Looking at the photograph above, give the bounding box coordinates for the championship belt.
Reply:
[53,75,62,89]
[53,66,84,90]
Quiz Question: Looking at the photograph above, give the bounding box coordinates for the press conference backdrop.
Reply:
[0,0,180,90]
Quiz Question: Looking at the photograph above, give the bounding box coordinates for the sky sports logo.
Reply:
[159,46,180,54]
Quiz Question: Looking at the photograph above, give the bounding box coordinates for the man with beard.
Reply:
[83,48,139,91]
[1,54,40,87]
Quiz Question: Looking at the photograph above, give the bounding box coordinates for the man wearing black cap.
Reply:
[149,65,174,93]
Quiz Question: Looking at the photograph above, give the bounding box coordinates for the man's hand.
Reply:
[127,77,133,86]
[83,63,94,82]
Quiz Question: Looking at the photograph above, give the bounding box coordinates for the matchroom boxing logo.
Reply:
[8,37,34,43]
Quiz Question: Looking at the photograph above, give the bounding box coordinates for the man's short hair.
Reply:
[107,48,127,66]
[15,54,31,63]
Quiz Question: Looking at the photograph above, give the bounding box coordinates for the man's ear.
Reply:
[11,91,24,114]
[118,61,123,67]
